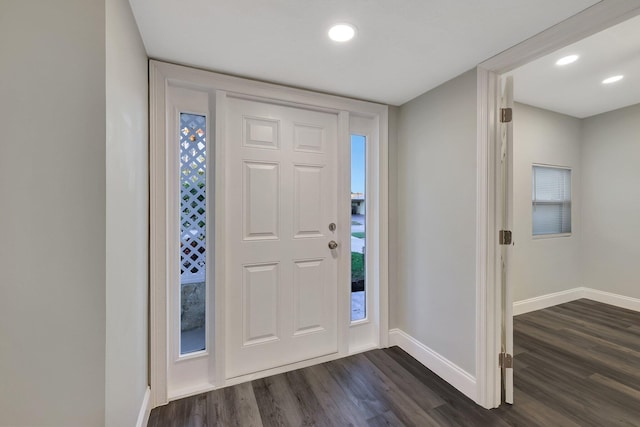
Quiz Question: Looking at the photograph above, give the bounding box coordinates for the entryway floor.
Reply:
[150,299,640,426]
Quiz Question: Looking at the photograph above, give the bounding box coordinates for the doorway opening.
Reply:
[500,11,640,409]
[476,4,640,411]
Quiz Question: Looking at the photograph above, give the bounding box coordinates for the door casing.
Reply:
[149,60,389,407]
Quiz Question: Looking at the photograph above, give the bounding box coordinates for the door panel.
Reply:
[242,263,279,345]
[501,76,514,404]
[226,96,339,379]
[242,161,280,240]
[294,165,324,237]
[293,259,326,334]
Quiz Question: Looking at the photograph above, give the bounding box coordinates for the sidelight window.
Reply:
[351,134,366,321]
[179,113,207,354]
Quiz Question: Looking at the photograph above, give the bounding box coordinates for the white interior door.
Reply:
[500,76,514,404]
[225,96,340,379]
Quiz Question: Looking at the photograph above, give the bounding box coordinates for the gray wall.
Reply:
[511,102,640,303]
[105,0,149,425]
[388,105,399,328]
[581,103,640,299]
[511,103,583,302]
[395,69,477,375]
[0,1,149,425]
[0,0,107,425]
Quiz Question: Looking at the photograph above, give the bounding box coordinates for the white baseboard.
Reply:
[388,329,477,402]
[513,287,640,315]
[582,288,640,312]
[513,288,584,315]
[136,387,151,427]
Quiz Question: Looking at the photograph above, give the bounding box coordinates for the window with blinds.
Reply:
[532,165,571,236]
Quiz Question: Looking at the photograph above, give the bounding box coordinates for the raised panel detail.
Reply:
[244,117,279,149]
[294,165,323,238]
[294,123,324,153]
[243,162,279,240]
[243,263,279,345]
[293,259,325,335]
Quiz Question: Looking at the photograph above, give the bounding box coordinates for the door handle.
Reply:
[328,240,338,250]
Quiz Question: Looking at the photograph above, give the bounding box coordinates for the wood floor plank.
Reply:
[282,369,334,426]
[515,346,594,379]
[589,373,640,401]
[303,363,370,426]
[534,306,640,352]
[228,382,263,427]
[366,410,405,426]
[252,374,304,427]
[148,300,640,427]
[363,349,446,411]
[384,347,508,425]
[324,353,390,420]
[495,390,582,427]
[337,353,441,426]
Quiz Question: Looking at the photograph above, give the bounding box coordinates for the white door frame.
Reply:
[149,60,388,408]
[475,0,640,409]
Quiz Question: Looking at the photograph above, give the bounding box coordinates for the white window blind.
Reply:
[532,165,571,235]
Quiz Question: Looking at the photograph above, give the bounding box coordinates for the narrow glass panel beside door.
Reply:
[351,134,366,321]
[179,113,207,355]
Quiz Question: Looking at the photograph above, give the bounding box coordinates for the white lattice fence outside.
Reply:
[180,113,207,285]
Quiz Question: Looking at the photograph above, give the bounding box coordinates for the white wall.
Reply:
[395,69,477,375]
[105,0,149,425]
[511,103,583,302]
[0,1,107,425]
[581,103,640,299]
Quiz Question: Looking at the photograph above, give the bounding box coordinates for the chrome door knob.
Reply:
[328,240,338,249]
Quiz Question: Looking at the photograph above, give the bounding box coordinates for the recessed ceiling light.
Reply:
[602,75,624,84]
[328,23,356,42]
[556,55,579,66]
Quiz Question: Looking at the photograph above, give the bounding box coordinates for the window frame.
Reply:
[531,163,572,238]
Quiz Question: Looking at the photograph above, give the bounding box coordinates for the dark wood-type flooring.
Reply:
[148,299,640,426]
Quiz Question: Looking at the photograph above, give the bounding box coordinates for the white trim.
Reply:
[135,387,151,427]
[389,329,477,402]
[480,1,640,74]
[212,90,227,388]
[338,110,352,356]
[149,63,169,408]
[582,288,640,312]
[151,61,387,115]
[476,1,640,410]
[513,287,640,315]
[378,110,390,348]
[513,288,584,315]
[475,67,501,409]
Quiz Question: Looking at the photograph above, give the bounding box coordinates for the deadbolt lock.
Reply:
[328,223,336,231]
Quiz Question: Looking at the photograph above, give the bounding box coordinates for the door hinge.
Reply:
[499,230,512,245]
[499,352,513,368]
[501,108,512,123]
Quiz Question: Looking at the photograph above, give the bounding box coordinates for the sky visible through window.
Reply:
[351,135,366,194]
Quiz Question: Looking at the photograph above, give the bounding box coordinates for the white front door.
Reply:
[225,96,340,379]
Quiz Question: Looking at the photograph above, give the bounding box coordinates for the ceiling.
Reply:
[509,13,640,118]
[128,0,601,106]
